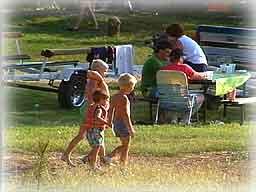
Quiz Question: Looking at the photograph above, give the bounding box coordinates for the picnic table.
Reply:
[189,71,252,123]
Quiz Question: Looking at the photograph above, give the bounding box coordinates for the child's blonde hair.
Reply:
[91,59,109,71]
[92,90,109,103]
[118,73,137,89]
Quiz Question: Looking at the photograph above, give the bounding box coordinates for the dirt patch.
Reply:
[3,151,249,177]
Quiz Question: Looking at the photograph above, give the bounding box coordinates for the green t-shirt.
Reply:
[141,55,167,92]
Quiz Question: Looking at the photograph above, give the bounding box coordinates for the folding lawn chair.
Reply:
[155,70,199,125]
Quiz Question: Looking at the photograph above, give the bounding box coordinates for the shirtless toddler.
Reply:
[107,73,137,166]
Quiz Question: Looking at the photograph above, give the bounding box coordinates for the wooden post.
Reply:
[223,103,227,118]
[240,105,245,125]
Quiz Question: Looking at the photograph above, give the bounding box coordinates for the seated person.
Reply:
[160,48,206,123]
[141,40,173,98]
[161,48,207,80]
[165,23,208,72]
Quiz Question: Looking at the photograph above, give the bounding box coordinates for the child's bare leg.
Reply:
[120,136,131,166]
[227,89,236,101]
[108,145,123,159]
[99,145,105,159]
[62,126,86,166]
[88,146,101,169]
[108,136,131,163]
[83,144,105,161]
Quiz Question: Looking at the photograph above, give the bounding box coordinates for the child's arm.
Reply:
[121,95,135,136]
[87,70,104,82]
[99,79,109,96]
[85,80,97,104]
[94,108,112,128]
[107,97,115,126]
[87,70,109,96]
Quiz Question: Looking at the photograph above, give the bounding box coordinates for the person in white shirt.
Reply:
[165,23,208,72]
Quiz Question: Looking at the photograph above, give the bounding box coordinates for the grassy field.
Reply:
[6,124,249,156]
[5,10,245,64]
[4,10,253,191]
[6,84,250,156]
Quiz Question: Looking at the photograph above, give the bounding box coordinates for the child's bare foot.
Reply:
[102,156,116,166]
[89,165,103,173]
[81,155,89,164]
[61,153,76,167]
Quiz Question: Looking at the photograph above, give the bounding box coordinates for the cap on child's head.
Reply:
[91,59,109,71]
[118,73,137,88]
[92,90,109,103]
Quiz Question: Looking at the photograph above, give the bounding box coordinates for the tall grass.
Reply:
[33,140,50,191]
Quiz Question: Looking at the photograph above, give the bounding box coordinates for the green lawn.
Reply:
[5,11,245,64]
[4,9,251,157]
[6,86,250,157]
[6,124,248,157]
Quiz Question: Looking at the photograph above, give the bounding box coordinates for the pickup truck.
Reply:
[197,25,256,71]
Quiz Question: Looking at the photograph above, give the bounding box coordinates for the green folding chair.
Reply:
[155,70,198,124]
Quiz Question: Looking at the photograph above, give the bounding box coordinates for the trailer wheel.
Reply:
[58,73,86,108]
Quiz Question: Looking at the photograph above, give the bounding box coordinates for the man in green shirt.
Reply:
[141,40,173,97]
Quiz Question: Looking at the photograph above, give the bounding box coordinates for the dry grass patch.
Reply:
[4,151,249,192]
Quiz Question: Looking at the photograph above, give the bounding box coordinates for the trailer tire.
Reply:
[58,72,86,109]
